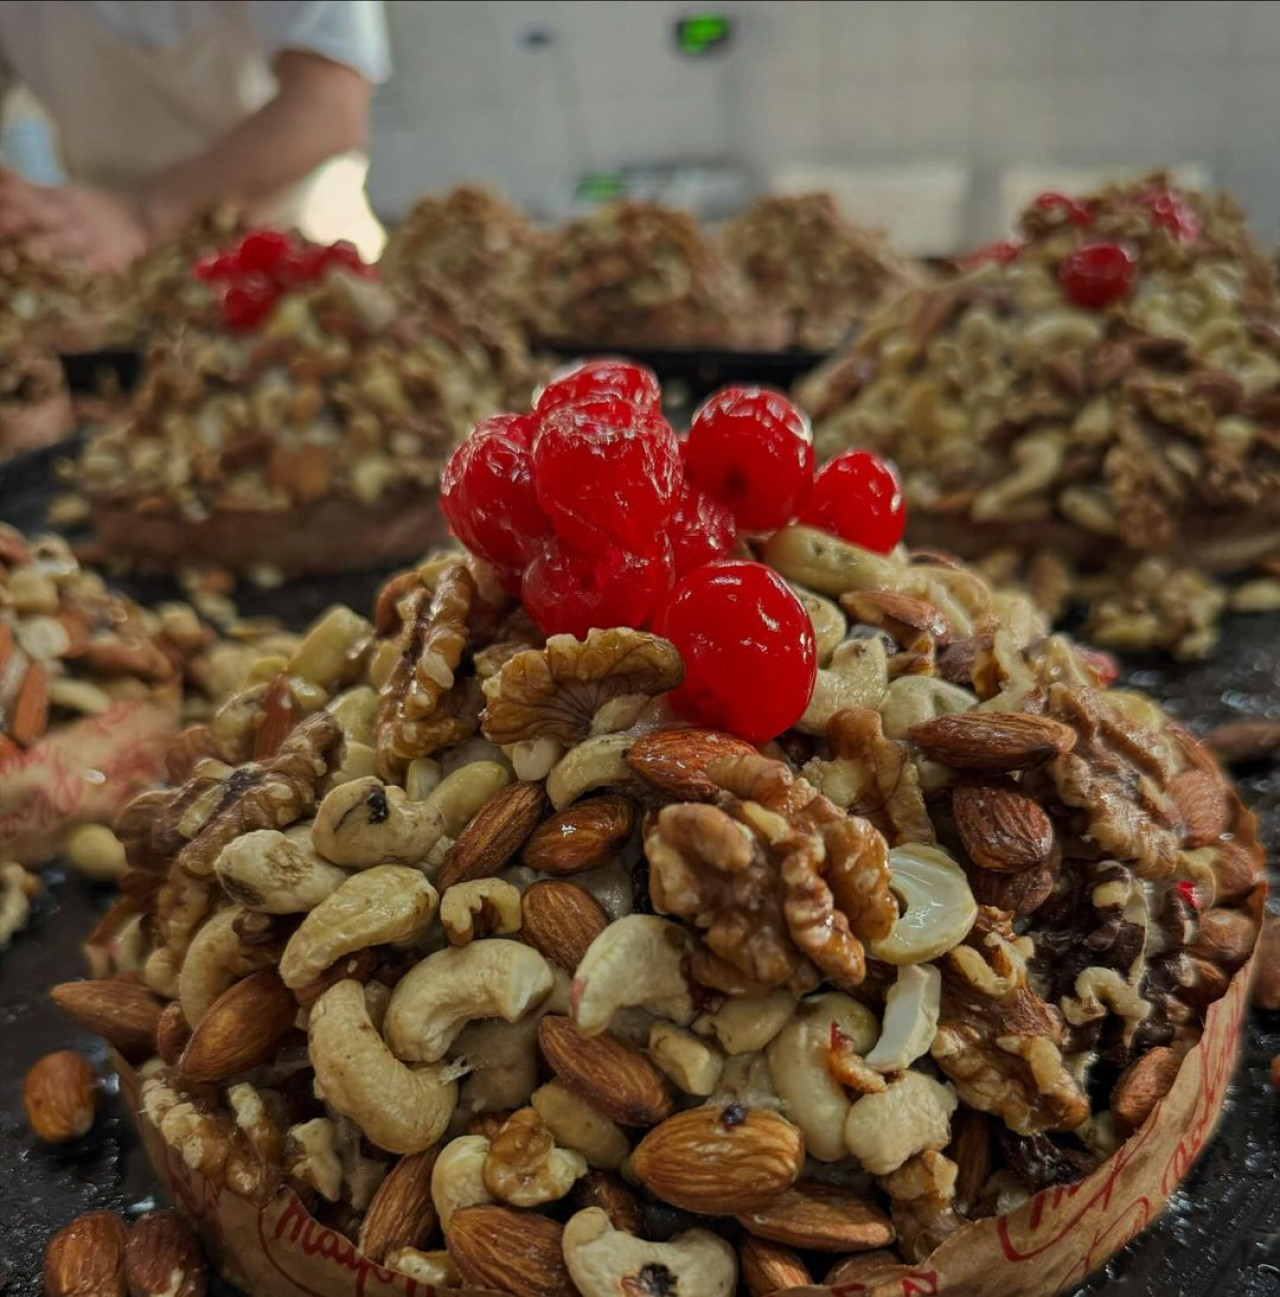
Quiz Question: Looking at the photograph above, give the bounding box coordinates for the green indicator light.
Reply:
[675,14,732,57]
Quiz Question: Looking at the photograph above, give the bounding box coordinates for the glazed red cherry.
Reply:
[533,397,681,554]
[275,241,328,288]
[440,413,549,568]
[1058,243,1136,310]
[1136,187,1199,244]
[523,536,674,638]
[654,560,816,744]
[683,387,813,532]
[667,480,736,577]
[1031,191,1092,227]
[797,450,906,554]
[193,251,237,282]
[222,273,279,330]
[961,239,1021,269]
[535,359,662,422]
[319,239,373,277]
[235,230,292,274]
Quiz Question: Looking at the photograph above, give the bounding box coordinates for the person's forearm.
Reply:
[136,55,371,238]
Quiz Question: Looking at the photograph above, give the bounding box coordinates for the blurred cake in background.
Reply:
[0,336,73,460]
[531,200,787,350]
[381,184,542,330]
[724,191,920,350]
[73,229,536,579]
[0,234,116,352]
[799,174,1280,658]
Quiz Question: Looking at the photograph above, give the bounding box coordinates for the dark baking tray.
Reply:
[538,339,830,405]
[0,444,1277,1296]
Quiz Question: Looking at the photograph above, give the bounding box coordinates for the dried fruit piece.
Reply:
[684,386,814,530]
[798,449,906,554]
[23,1050,97,1143]
[631,1105,805,1213]
[538,1015,674,1127]
[534,358,662,420]
[667,479,737,577]
[655,560,816,744]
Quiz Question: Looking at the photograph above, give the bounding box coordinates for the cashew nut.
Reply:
[509,736,565,781]
[385,1249,461,1288]
[694,989,796,1055]
[178,906,267,1026]
[423,761,513,835]
[863,965,942,1074]
[797,638,891,735]
[843,1070,957,1175]
[563,1208,737,1297]
[867,845,977,965]
[571,915,694,1036]
[648,1023,724,1096]
[384,940,555,1063]
[763,524,899,596]
[766,993,877,1162]
[431,1134,493,1226]
[790,584,847,665]
[405,756,442,801]
[531,1079,630,1171]
[286,605,373,691]
[308,979,457,1154]
[280,865,439,988]
[215,828,349,913]
[440,878,523,945]
[311,777,443,868]
[328,685,379,747]
[878,676,977,743]
[546,733,634,810]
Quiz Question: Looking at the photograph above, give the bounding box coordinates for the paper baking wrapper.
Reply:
[115,944,1256,1297]
[0,689,179,865]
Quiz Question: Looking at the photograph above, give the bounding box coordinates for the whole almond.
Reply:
[124,1210,207,1297]
[446,1205,574,1297]
[1204,717,1280,767]
[625,728,757,801]
[735,1179,895,1252]
[571,1172,644,1237]
[358,1148,440,1264]
[521,881,608,971]
[952,780,1054,872]
[825,1250,911,1287]
[1215,838,1265,906]
[910,712,1076,771]
[44,1210,128,1297]
[741,1235,811,1297]
[631,1105,805,1214]
[842,589,953,642]
[24,1050,97,1143]
[1170,768,1232,848]
[178,969,297,1084]
[1111,1046,1181,1130]
[50,978,162,1060]
[966,854,1058,916]
[1254,915,1280,1011]
[1189,906,1258,970]
[538,1015,673,1127]
[437,781,547,891]
[947,1106,993,1213]
[155,1002,191,1066]
[521,794,636,874]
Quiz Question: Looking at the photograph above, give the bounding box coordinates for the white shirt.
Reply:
[0,1,391,101]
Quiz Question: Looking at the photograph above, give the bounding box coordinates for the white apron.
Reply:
[33,3,382,254]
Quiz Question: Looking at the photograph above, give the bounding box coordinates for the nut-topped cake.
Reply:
[724,192,920,351]
[51,363,1264,1296]
[531,201,788,350]
[73,228,536,578]
[799,174,1280,658]
[381,185,543,331]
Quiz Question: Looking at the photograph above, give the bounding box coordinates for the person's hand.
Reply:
[0,170,147,271]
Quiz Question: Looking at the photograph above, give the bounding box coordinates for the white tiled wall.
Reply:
[369,0,1280,250]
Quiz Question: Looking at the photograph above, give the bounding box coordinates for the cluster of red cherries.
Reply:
[194,230,374,332]
[441,359,906,743]
[964,186,1200,312]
